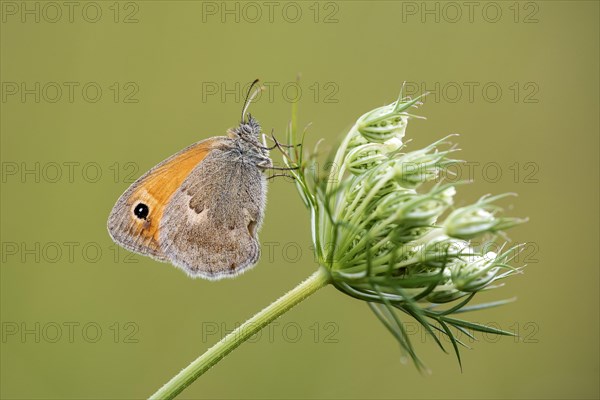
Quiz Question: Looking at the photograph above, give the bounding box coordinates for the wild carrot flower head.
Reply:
[281,87,527,370]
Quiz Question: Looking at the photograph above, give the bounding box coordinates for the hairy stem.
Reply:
[149,267,332,400]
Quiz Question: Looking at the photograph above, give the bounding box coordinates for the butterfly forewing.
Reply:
[107,138,225,261]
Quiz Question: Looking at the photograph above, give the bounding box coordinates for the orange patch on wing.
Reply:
[125,138,222,250]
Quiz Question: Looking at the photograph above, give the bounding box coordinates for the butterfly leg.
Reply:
[267,173,296,181]
[264,129,301,150]
[266,166,299,171]
[257,156,297,171]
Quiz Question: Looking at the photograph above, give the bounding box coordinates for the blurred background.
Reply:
[1,1,598,399]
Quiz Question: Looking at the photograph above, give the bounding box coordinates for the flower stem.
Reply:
[149,267,332,400]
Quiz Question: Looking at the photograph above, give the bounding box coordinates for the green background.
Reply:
[1,1,598,399]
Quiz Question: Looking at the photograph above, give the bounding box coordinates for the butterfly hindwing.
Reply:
[159,145,267,279]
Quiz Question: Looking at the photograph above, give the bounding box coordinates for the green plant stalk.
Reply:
[149,267,331,400]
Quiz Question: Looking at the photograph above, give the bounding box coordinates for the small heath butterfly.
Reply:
[107,80,273,280]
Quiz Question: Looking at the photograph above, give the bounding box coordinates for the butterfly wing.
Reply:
[107,137,228,261]
[159,146,267,279]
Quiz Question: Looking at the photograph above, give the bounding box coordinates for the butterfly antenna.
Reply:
[241,78,261,123]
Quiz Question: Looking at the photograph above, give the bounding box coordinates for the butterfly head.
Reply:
[231,113,261,140]
[227,114,269,161]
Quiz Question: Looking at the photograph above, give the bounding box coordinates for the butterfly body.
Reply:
[107,115,271,280]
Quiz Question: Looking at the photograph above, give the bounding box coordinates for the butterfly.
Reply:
[107,80,275,280]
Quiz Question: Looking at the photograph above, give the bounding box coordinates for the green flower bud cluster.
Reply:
[284,88,526,370]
